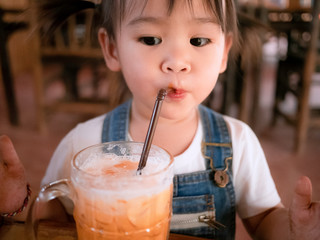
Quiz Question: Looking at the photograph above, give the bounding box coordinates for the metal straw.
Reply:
[137,88,167,175]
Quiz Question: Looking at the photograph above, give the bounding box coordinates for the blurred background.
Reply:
[0,0,320,239]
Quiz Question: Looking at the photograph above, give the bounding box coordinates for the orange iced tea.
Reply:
[71,142,174,240]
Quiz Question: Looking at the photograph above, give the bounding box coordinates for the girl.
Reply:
[1,0,320,239]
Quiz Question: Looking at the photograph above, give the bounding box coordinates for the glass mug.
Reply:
[30,141,174,240]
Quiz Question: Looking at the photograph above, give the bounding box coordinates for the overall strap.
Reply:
[199,105,233,173]
[199,104,235,239]
[101,100,131,142]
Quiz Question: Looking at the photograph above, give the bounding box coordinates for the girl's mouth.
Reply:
[166,88,186,100]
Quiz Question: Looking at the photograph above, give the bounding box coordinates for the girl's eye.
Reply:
[190,38,211,47]
[139,37,162,46]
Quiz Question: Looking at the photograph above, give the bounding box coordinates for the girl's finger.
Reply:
[0,135,20,167]
[291,176,313,220]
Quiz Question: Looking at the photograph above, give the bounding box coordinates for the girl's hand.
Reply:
[289,176,320,240]
[0,135,28,214]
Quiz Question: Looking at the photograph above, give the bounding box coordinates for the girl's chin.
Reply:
[160,104,198,120]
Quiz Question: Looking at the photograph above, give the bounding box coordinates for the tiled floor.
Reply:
[1,58,320,240]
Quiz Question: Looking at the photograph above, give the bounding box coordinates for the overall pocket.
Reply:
[170,194,221,238]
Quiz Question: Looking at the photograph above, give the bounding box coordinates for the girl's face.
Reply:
[99,0,232,121]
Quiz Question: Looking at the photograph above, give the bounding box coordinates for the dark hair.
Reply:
[100,0,239,45]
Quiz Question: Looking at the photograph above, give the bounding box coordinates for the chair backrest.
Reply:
[303,1,320,79]
[39,9,103,59]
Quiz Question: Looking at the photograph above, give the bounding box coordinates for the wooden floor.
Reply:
[1,58,320,240]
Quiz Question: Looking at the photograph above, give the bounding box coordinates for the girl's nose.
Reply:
[161,59,191,73]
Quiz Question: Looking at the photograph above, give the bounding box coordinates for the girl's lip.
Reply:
[166,88,186,100]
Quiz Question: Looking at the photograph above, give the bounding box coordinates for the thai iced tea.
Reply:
[71,142,174,240]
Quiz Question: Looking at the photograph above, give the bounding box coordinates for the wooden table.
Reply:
[0,221,209,240]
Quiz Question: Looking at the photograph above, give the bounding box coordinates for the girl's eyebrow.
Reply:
[194,17,218,24]
[127,16,163,26]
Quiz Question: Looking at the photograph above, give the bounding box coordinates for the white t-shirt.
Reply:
[41,112,281,219]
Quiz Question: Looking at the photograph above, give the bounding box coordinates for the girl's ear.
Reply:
[219,34,233,73]
[98,28,121,71]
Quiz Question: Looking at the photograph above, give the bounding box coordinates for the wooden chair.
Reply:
[31,8,114,132]
[204,7,269,130]
[272,1,320,152]
[0,6,28,126]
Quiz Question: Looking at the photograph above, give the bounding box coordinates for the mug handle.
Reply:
[26,179,71,240]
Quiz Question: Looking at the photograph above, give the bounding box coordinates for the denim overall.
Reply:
[101,100,235,240]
